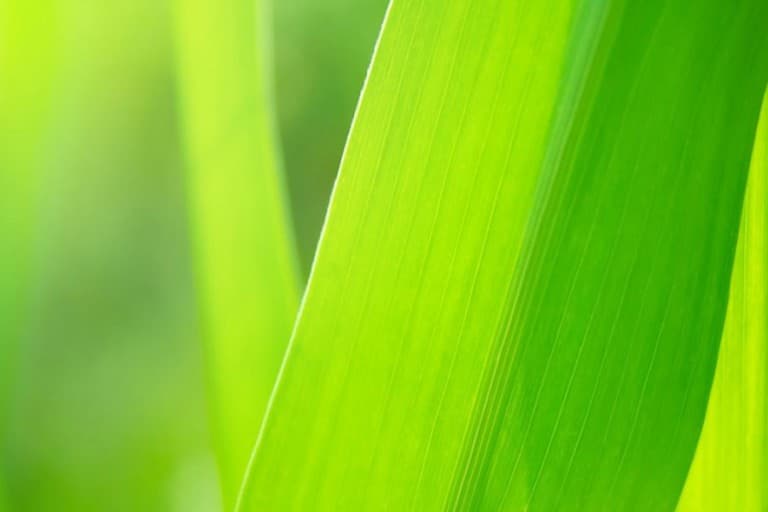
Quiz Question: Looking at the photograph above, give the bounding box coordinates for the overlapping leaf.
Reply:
[677,94,767,511]
[174,0,299,506]
[237,0,768,510]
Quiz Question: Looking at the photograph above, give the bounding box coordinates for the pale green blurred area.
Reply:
[275,0,388,272]
[1,0,386,510]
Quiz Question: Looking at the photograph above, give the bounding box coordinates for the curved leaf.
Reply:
[677,93,767,511]
[238,0,768,509]
[174,0,299,506]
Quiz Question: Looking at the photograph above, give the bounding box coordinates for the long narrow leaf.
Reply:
[238,0,768,509]
[677,93,767,511]
[173,0,299,506]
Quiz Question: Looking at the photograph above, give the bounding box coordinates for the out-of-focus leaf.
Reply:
[238,0,768,510]
[0,1,57,506]
[3,3,214,510]
[273,0,389,271]
[677,93,767,511]
[174,0,299,506]
[0,0,56,402]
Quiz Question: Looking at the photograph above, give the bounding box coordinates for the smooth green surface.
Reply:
[273,0,389,272]
[678,95,768,511]
[2,0,379,509]
[238,0,768,510]
[3,2,215,511]
[0,3,56,507]
[0,0,55,406]
[174,0,299,506]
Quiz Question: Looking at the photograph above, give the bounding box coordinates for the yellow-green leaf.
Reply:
[677,92,768,511]
[237,0,768,510]
[174,0,299,506]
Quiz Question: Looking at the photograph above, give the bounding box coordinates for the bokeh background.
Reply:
[1,0,387,510]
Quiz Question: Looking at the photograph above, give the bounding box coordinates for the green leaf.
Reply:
[677,93,767,511]
[238,0,768,510]
[173,0,299,506]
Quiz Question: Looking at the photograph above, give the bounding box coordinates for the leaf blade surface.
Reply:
[174,0,299,505]
[239,1,768,510]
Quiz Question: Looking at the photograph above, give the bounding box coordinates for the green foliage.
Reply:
[237,0,768,510]
[678,94,768,511]
[174,0,299,506]
[0,0,56,407]
[273,0,389,270]
[0,3,57,507]
[2,2,214,511]
[2,0,767,510]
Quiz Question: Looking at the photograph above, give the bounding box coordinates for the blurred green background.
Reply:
[0,0,387,510]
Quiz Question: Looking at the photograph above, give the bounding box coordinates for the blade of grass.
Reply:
[173,0,299,506]
[677,92,767,511]
[238,0,578,506]
[238,0,768,509]
[450,4,767,509]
